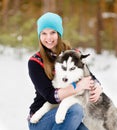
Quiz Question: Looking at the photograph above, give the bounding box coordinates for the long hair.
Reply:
[39,35,71,80]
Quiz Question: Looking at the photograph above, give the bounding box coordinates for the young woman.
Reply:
[28,12,102,130]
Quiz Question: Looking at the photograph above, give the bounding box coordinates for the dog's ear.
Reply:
[80,54,90,60]
[56,52,64,62]
[56,56,62,62]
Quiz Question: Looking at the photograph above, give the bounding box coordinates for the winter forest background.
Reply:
[0,0,117,130]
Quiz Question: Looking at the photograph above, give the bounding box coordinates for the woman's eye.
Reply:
[51,31,56,34]
[41,32,46,35]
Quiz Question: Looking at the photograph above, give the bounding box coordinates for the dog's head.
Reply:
[53,50,90,88]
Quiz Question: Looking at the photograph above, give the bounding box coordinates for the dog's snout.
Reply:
[62,78,68,82]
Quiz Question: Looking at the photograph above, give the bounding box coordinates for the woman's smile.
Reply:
[40,28,58,50]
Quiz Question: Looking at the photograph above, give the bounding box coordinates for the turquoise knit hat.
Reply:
[37,12,63,37]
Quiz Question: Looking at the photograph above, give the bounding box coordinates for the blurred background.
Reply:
[0,0,117,55]
[0,1,117,130]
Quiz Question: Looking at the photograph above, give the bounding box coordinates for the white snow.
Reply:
[0,46,117,130]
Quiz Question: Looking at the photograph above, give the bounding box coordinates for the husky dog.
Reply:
[30,50,117,130]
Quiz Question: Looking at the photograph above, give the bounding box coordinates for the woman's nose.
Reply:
[46,34,51,40]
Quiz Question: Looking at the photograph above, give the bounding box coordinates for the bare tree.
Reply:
[113,0,117,57]
[1,0,9,28]
[56,0,63,16]
[42,0,56,13]
[12,0,20,14]
[79,0,88,36]
[95,0,104,54]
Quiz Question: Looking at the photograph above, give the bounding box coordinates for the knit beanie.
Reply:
[37,12,63,37]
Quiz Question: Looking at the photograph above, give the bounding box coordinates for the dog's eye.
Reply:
[61,65,67,71]
[70,67,76,71]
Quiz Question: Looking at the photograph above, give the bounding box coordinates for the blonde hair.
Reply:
[39,35,71,80]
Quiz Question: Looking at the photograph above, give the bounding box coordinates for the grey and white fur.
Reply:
[30,50,117,130]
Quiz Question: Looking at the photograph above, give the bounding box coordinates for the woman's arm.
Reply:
[58,75,102,103]
[57,76,92,101]
[28,60,57,104]
[29,59,102,103]
[28,60,91,104]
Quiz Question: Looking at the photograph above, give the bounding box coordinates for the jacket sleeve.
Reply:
[28,60,57,104]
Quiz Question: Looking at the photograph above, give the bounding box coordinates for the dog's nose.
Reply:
[62,78,68,82]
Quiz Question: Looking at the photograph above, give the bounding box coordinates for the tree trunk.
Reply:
[12,0,20,14]
[80,1,88,36]
[113,0,117,57]
[95,0,104,54]
[1,0,9,29]
[42,0,56,13]
[56,0,63,16]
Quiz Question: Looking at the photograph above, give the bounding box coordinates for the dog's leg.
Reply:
[30,102,56,123]
[55,96,79,124]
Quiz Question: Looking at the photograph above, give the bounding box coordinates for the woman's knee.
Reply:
[62,104,84,129]
[68,103,84,117]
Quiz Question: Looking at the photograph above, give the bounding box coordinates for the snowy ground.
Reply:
[0,46,117,130]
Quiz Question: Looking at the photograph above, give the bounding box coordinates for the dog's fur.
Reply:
[30,50,117,130]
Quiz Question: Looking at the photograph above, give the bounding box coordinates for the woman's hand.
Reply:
[76,77,103,103]
[89,82,103,103]
[76,76,93,91]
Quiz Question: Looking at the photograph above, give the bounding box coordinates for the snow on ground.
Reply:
[0,46,117,130]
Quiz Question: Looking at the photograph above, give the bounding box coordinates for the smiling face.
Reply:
[40,28,58,51]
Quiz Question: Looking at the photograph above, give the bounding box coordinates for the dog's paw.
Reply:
[30,114,41,124]
[55,111,66,124]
